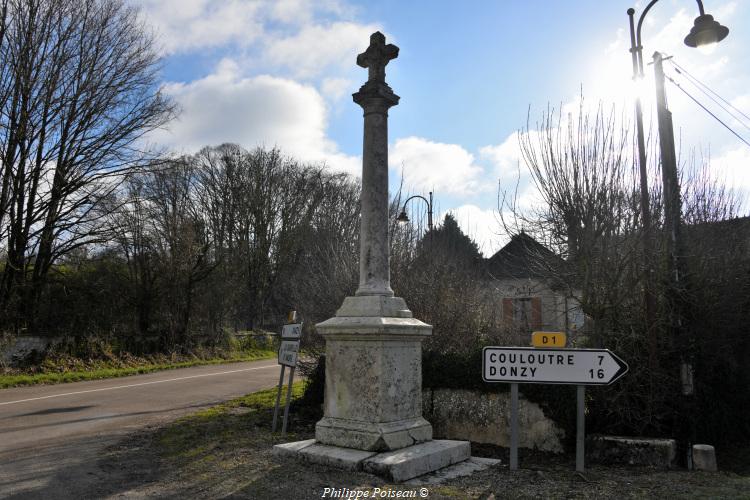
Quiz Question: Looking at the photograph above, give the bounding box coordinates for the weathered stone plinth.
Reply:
[314,295,433,451]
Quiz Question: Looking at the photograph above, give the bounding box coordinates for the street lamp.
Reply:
[684,13,729,47]
[396,192,434,232]
[626,0,729,371]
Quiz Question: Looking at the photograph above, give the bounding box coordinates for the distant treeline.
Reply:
[4,145,362,351]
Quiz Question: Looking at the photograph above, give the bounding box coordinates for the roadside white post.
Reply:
[510,383,519,470]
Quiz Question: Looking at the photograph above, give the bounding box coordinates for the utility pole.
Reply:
[653,52,683,294]
[653,50,695,466]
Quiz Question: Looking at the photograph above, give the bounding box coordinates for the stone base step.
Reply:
[403,456,501,485]
[273,439,471,482]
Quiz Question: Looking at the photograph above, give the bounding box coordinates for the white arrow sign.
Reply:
[483,347,628,385]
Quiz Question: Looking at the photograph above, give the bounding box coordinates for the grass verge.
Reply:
[0,349,276,389]
[159,382,307,461]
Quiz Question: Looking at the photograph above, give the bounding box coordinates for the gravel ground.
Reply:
[72,391,750,500]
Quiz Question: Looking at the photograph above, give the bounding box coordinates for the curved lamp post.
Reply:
[396,192,434,232]
[627,0,729,229]
[626,0,728,371]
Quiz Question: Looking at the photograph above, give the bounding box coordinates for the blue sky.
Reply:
[136,0,750,255]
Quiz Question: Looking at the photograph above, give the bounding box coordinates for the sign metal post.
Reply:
[272,365,286,433]
[510,382,519,471]
[281,365,296,434]
[576,385,585,472]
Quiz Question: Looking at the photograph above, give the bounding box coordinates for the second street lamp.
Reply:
[397,192,434,233]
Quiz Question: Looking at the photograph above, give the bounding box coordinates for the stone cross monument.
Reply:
[315,31,433,451]
[275,32,470,481]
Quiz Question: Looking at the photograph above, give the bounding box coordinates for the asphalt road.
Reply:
[0,358,282,498]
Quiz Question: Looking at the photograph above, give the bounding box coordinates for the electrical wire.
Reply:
[670,67,750,134]
[665,74,750,148]
[668,59,750,126]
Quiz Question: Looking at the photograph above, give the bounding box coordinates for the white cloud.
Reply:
[445,205,502,257]
[269,0,355,25]
[149,59,360,177]
[480,132,526,180]
[134,0,365,59]
[712,146,750,192]
[390,137,487,196]
[321,77,353,101]
[264,22,381,79]
[135,0,265,54]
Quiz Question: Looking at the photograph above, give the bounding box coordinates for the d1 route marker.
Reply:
[531,331,566,348]
[483,347,628,385]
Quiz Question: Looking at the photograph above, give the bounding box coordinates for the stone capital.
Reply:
[353,81,400,111]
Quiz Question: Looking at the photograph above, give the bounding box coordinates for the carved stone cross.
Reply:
[356,31,398,83]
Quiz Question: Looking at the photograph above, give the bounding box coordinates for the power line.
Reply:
[668,59,750,126]
[669,67,750,135]
[665,74,750,149]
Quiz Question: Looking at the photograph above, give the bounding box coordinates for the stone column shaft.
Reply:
[356,97,396,297]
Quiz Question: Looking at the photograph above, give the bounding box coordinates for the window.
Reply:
[503,297,542,333]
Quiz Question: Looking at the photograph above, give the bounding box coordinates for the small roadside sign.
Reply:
[531,331,566,348]
[278,340,299,367]
[281,323,302,339]
[483,347,628,385]
[273,314,304,436]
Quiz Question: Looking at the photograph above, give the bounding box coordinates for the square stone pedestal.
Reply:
[274,295,472,481]
[314,296,433,451]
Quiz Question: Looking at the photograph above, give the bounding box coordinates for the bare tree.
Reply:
[0,0,175,332]
[514,101,641,344]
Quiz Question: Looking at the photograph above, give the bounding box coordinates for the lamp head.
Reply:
[684,14,729,48]
[396,210,409,224]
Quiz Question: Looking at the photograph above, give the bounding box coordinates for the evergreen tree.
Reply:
[419,213,482,268]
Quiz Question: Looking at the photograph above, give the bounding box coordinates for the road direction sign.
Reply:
[531,331,566,348]
[483,347,628,385]
[278,340,299,367]
[281,323,302,339]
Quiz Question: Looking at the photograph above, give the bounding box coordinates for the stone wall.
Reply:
[586,435,677,468]
[422,388,564,453]
[0,335,56,366]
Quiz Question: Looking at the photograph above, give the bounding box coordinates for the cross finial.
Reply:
[356,32,398,83]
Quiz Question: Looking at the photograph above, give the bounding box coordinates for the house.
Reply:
[486,232,585,342]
